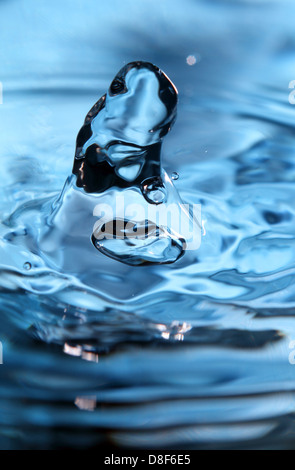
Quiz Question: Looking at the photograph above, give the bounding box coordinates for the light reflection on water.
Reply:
[0,0,295,450]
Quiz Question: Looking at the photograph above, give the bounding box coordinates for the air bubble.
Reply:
[141,177,167,205]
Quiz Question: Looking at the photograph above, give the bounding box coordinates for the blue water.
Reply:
[1,0,295,450]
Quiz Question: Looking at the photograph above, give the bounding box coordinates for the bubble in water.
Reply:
[141,177,167,204]
[23,262,32,270]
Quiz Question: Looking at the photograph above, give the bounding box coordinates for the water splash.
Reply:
[41,61,200,267]
[1,0,295,449]
[73,61,178,190]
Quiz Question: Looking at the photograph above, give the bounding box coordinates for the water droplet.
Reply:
[141,177,167,205]
[186,54,201,66]
[186,55,197,65]
[23,262,32,270]
[171,172,179,181]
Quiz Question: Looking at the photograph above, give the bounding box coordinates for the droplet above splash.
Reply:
[171,172,179,181]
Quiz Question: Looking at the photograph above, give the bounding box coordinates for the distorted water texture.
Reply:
[1,0,295,450]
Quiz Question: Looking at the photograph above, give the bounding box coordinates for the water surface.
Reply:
[1,0,295,450]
